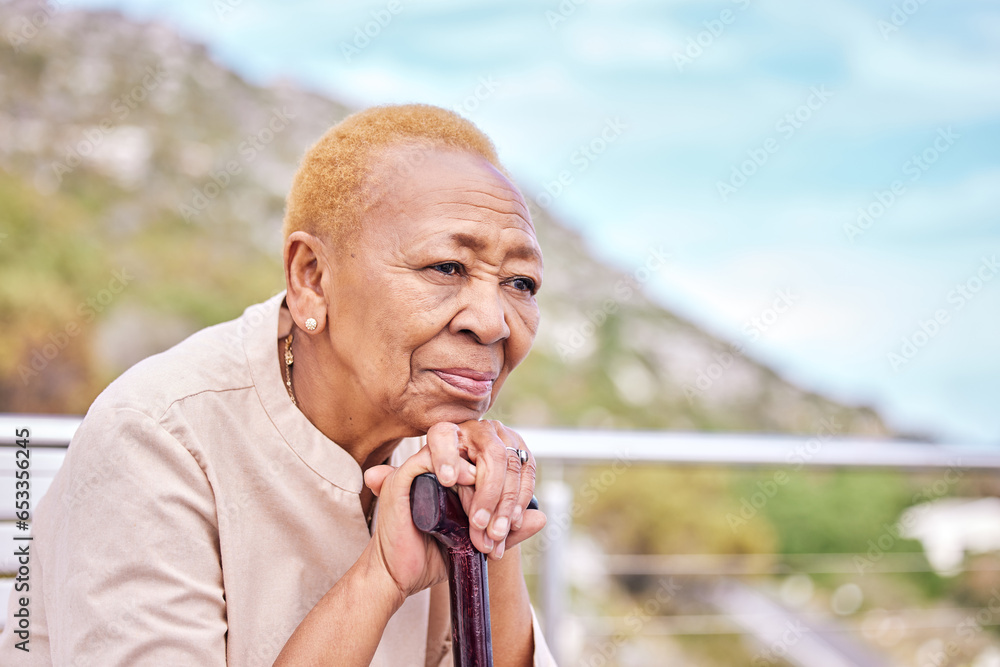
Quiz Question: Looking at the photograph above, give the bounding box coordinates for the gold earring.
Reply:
[304,317,318,331]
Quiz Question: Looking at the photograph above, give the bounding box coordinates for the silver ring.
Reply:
[505,446,529,465]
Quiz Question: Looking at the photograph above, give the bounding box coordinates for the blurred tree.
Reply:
[0,172,110,412]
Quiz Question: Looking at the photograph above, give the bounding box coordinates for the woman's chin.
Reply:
[412,403,489,432]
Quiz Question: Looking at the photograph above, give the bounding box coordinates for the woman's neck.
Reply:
[281,331,416,470]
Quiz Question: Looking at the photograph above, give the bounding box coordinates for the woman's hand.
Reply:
[363,420,546,599]
[399,421,545,554]
[363,445,467,602]
[426,420,545,559]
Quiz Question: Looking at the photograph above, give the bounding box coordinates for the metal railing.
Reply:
[3,414,1000,664]
[517,428,1000,665]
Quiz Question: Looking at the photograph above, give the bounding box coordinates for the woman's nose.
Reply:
[450,281,511,345]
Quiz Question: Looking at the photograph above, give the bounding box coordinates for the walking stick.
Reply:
[411,473,493,667]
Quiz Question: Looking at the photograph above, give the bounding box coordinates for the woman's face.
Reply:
[322,147,543,434]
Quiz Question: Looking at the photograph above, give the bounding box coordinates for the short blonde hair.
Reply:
[283,104,507,247]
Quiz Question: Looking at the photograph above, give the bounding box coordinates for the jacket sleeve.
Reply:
[528,605,559,667]
[39,407,227,665]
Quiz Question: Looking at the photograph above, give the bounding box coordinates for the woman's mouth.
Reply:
[430,368,496,398]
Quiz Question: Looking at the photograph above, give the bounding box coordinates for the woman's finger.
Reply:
[426,420,539,558]
[479,421,526,556]
[490,423,536,533]
[426,422,477,487]
[498,509,547,551]
[363,464,395,497]
[454,420,509,555]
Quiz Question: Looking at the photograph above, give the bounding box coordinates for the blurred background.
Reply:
[1,0,998,664]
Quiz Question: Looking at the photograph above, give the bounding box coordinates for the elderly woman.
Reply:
[1,105,555,665]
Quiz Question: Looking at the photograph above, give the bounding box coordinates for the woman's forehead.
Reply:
[364,148,539,254]
[373,146,528,216]
[371,210,543,271]
[413,227,543,264]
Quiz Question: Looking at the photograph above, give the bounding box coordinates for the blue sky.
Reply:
[58,0,1000,443]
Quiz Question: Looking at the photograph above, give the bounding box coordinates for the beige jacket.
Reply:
[0,292,554,666]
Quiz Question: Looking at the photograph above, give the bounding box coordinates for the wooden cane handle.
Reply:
[410,473,493,667]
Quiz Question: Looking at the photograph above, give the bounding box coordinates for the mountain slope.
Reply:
[0,1,889,437]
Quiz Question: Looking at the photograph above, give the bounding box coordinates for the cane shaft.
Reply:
[410,473,494,667]
[446,545,493,667]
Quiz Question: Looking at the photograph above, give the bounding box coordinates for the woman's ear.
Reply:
[283,231,329,335]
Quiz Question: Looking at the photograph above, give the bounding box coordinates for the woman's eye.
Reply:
[434,262,460,275]
[432,262,462,276]
[509,277,536,294]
